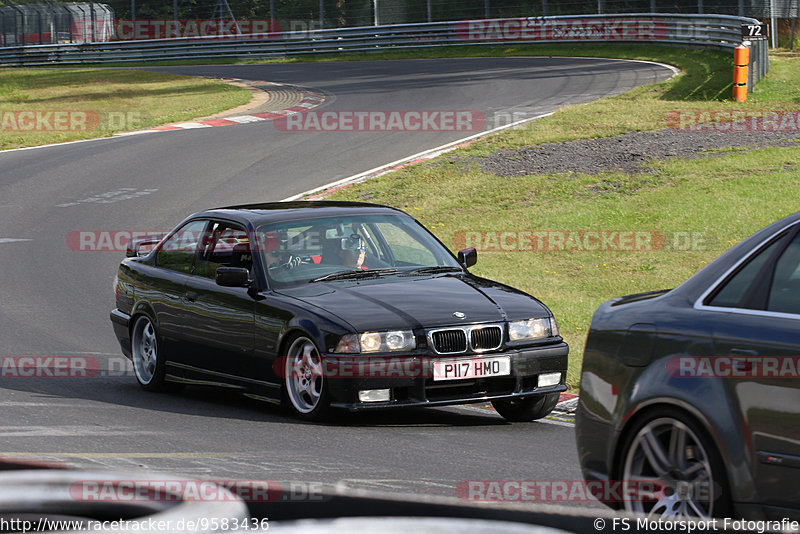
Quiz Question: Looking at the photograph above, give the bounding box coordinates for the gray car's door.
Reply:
[704,229,800,510]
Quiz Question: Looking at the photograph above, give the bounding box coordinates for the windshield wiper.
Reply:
[310,268,397,282]
[405,266,463,275]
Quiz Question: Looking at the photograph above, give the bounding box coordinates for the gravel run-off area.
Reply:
[477,129,800,176]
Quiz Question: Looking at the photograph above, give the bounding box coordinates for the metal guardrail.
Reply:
[0,13,769,88]
[747,33,770,91]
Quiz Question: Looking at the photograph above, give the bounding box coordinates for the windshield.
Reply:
[256,213,461,287]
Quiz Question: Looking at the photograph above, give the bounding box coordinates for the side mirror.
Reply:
[457,247,477,268]
[216,267,251,287]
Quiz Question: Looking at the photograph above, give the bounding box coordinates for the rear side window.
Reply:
[194,222,253,279]
[767,233,800,315]
[156,220,208,273]
[707,231,792,310]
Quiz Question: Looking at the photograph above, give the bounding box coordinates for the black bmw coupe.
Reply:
[111,201,568,421]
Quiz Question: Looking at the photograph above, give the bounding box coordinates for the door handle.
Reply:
[185,291,199,302]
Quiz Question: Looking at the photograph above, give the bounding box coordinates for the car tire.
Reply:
[619,408,732,519]
[131,315,171,392]
[282,334,331,421]
[491,392,559,422]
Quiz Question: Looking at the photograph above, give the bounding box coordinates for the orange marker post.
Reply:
[733,44,750,102]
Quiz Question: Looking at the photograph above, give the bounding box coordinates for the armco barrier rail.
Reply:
[0,13,768,88]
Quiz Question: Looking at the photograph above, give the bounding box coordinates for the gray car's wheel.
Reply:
[491,392,559,422]
[283,335,331,421]
[131,315,169,391]
[620,410,731,519]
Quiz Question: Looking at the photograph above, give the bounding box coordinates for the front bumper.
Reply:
[323,342,568,410]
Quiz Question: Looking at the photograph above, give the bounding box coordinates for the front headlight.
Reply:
[333,330,416,353]
[508,318,553,342]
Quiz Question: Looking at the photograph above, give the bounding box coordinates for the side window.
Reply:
[767,233,800,315]
[349,223,389,264]
[194,222,252,280]
[155,220,208,273]
[707,234,786,309]
[374,221,437,266]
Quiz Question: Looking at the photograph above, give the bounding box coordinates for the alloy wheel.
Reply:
[623,416,716,519]
[132,316,158,386]
[285,336,324,414]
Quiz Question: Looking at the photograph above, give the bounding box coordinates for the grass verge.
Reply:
[4,44,798,390]
[0,69,251,150]
[321,47,800,391]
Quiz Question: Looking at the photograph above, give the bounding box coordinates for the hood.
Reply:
[277,274,550,332]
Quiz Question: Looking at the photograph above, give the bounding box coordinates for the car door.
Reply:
[179,221,257,380]
[147,219,209,358]
[701,225,800,509]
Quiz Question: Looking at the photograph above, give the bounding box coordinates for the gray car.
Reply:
[576,212,800,521]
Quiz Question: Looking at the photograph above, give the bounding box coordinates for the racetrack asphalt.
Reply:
[0,57,673,504]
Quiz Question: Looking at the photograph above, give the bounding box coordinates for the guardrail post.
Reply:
[755,40,762,88]
[752,38,767,89]
[733,42,749,102]
[36,8,42,45]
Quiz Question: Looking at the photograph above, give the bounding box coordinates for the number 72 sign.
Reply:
[741,23,769,40]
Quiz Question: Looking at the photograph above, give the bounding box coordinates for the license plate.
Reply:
[433,356,511,381]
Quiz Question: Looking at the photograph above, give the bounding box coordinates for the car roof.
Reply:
[196,201,408,225]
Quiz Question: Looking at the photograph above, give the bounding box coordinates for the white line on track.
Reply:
[0,426,161,437]
[337,478,455,491]
[453,404,575,427]
[283,57,679,201]
[282,111,555,201]
[0,452,265,458]
[0,402,94,407]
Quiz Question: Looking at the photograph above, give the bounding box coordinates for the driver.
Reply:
[265,248,302,270]
[340,234,367,270]
[260,231,302,271]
